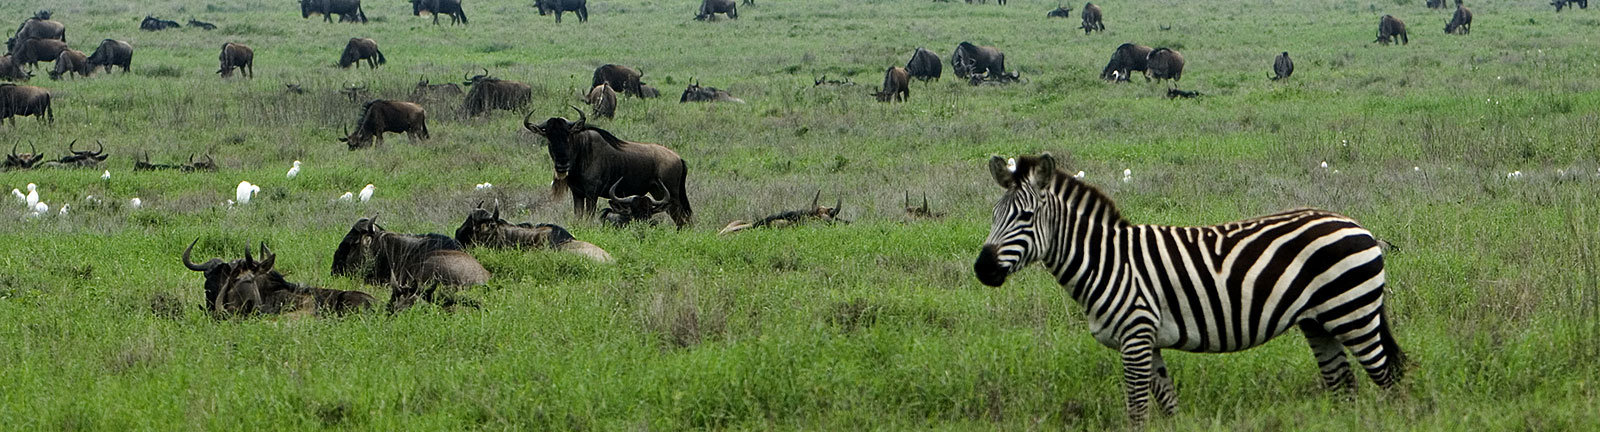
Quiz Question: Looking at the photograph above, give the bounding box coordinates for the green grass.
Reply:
[3,0,1600,429]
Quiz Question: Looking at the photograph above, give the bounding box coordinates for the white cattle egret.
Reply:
[475,182,493,191]
[129,198,143,209]
[1320,161,1328,169]
[235,181,260,205]
[1507,171,1524,180]
[58,204,69,216]
[10,189,22,204]
[337,192,354,203]
[101,170,111,181]
[32,202,48,215]
[286,161,301,179]
[1122,169,1132,183]
[26,183,38,208]
[358,184,375,203]
[1413,166,1421,172]
[1073,171,1085,179]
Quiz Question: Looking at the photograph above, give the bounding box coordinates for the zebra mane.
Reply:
[1053,170,1128,226]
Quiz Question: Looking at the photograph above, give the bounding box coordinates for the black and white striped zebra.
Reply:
[973,153,1405,425]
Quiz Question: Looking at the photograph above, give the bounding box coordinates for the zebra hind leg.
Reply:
[1150,350,1179,416]
[1300,321,1356,394]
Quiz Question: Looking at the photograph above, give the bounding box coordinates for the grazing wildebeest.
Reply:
[537,0,589,23]
[455,204,615,263]
[591,64,646,98]
[1376,15,1408,46]
[680,82,745,103]
[217,42,254,78]
[523,107,694,227]
[332,216,490,311]
[696,0,739,20]
[48,49,89,80]
[1081,3,1105,34]
[586,83,617,118]
[410,76,461,101]
[718,191,844,235]
[7,15,65,53]
[1100,43,1152,81]
[413,0,469,25]
[3,143,45,170]
[1145,48,1184,83]
[874,67,910,102]
[0,55,30,81]
[301,0,368,23]
[140,16,180,31]
[187,240,375,318]
[462,70,532,116]
[906,47,942,82]
[951,42,1005,79]
[338,38,386,69]
[1445,6,1472,35]
[188,18,217,30]
[1553,0,1589,11]
[86,39,133,74]
[0,83,52,125]
[40,140,108,168]
[599,179,672,227]
[340,99,429,150]
[9,38,68,70]
[904,191,943,219]
[1270,51,1293,81]
[1047,5,1072,18]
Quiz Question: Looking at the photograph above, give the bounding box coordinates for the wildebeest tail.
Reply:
[674,162,693,225]
[376,48,387,65]
[458,8,468,24]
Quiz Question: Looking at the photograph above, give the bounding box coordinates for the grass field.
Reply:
[3,0,1600,429]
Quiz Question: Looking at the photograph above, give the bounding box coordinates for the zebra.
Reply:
[973,153,1406,425]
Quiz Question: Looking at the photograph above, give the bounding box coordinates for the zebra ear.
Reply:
[1032,153,1059,185]
[988,156,1015,188]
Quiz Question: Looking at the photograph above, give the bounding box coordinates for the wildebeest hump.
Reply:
[591,64,643,97]
[86,39,134,73]
[9,19,65,52]
[1101,43,1152,81]
[906,47,941,82]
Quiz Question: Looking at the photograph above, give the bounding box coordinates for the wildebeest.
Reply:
[1425,0,1446,8]
[968,70,1022,86]
[339,84,370,102]
[951,42,1005,79]
[462,70,532,116]
[874,67,910,102]
[1376,15,1408,46]
[591,64,646,98]
[455,204,615,263]
[40,140,108,168]
[2,143,44,170]
[1445,6,1472,35]
[1100,43,1152,81]
[134,152,182,171]
[639,84,661,98]
[410,76,462,101]
[340,100,429,150]
[188,18,217,30]
[1165,88,1202,99]
[7,15,65,53]
[586,83,617,118]
[338,38,386,69]
[140,16,180,31]
[680,82,745,103]
[182,154,218,172]
[1145,48,1184,83]
[137,153,215,171]
[1047,5,1072,18]
[696,0,739,20]
[523,107,694,227]
[904,191,943,219]
[718,191,844,235]
[301,0,368,23]
[537,0,589,23]
[9,38,68,69]
[1270,51,1293,81]
[1553,0,1589,11]
[0,55,30,81]
[0,83,52,125]
[599,179,671,227]
[813,75,854,86]
[906,47,941,82]
[217,42,254,78]
[332,216,489,311]
[413,0,468,25]
[1081,3,1105,34]
[187,240,375,318]
[86,39,133,74]
[48,49,89,80]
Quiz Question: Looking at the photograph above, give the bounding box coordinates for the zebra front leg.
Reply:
[1119,336,1156,425]
[1150,350,1179,416]
[1300,321,1356,394]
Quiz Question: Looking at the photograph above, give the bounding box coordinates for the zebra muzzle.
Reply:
[974,244,1010,287]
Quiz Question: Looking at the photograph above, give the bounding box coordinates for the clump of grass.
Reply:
[643,288,726,349]
[138,65,184,78]
[827,297,880,332]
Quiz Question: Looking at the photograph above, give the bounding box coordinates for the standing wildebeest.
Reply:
[1445,6,1472,35]
[1100,43,1152,81]
[591,64,646,98]
[188,18,217,30]
[1081,3,1104,34]
[217,42,253,78]
[338,38,386,69]
[462,70,532,116]
[48,49,88,80]
[411,76,462,101]
[524,107,694,228]
[1553,0,1589,11]
[1145,48,1184,84]
[3,143,45,170]
[1048,5,1072,18]
[413,0,469,25]
[951,42,1005,79]
[0,55,30,81]
[537,0,589,23]
[874,67,910,102]
[0,83,52,125]
[696,0,739,20]
[1376,15,1408,46]
[9,38,68,70]
[680,82,745,103]
[301,0,368,23]
[1270,51,1293,81]
[906,47,942,82]
[332,216,489,311]
[7,16,65,53]
[586,83,617,118]
[456,204,615,263]
[340,100,429,150]
[140,16,181,31]
[86,39,133,74]
[718,191,844,235]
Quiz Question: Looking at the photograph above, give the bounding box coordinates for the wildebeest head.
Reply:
[331,216,381,276]
[339,83,369,102]
[600,178,671,227]
[904,191,942,219]
[521,106,588,179]
[182,154,218,172]
[0,55,32,82]
[1047,5,1073,18]
[412,76,461,100]
[462,68,493,86]
[3,142,44,169]
[53,140,109,167]
[184,239,276,318]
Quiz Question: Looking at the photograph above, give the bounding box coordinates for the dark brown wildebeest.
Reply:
[182,154,218,172]
[680,82,744,103]
[462,70,532,116]
[331,216,489,312]
[0,55,30,82]
[1376,15,1408,46]
[1145,48,1184,84]
[1166,88,1202,99]
[134,152,182,171]
[696,0,739,20]
[524,107,694,227]
[455,204,615,263]
[1047,5,1072,18]
[906,47,941,82]
[1081,3,1105,34]
[1445,6,1472,35]
[338,38,386,69]
[904,191,943,219]
[3,143,45,170]
[140,16,181,31]
[186,240,375,318]
[591,64,646,98]
[301,0,368,23]
[1270,51,1293,81]
[599,179,672,227]
[340,99,429,150]
[410,76,461,101]
[188,18,217,30]
[718,191,844,235]
[217,42,254,78]
[86,39,133,74]
[537,0,589,23]
[951,42,1005,79]
[39,140,108,168]
[1553,0,1589,11]
[7,16,65,54]
[413,0,468,25]
[1100,43,1152,81]
[48,49,89,80]
[0,83,52,125]
[9,38,68,70]
[639,84,660,98]
[874,67,910,102]
[1425,0,1446,8]
[339,84,370,102]
[586,83,617,118]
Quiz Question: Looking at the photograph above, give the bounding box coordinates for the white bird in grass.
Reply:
[101,170,111,181]
[1507,171,1524,180]
[358,184,375,203]
[1122,168,1132,183]
[286,161,301,179]
[336,192,354,203]
[1073,171,1085,180]
[10,189,23,204]
[129,198,143,209]
[26,183,39,208]
[235,181,261,205]
[475,182,493,191]
[1320,161,1329,169]
[58,204,69,216]
[31,202,48,217]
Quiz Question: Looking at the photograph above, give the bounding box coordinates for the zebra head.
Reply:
[975,153,1061,287]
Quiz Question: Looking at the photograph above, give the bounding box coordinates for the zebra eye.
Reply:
[1017,210,1035,221]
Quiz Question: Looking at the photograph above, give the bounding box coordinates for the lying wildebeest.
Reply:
[40,140,107,168]
[339,84,370,102]
[591,64,646,98]
[718,191,844,235]
[951,42,1005,79]
[1553,0,1589,11]
[1376,15,1408,46]
[48,49,89,80]
[9,38,68,69]
[1100,43,1152,81]
[1270,51,1293,81]
[537,0,589,23]
[413,0,468,25]
[186,240,376,318]
[340,99,429,150]
[874,67,910,102]
[524,107,694,227]
[462,70,532,116]
[639,84,660,98]
[696,0,739,20]
[332,216,489,311]
[410,76,462,101]
[599,179,672,227]
[1446,6,1472,35]
[7,15,65,53]
[1047,5,1072,18]
[140,16,180,31]
[3,142,44,170]
[135,153,216,171]
[0,55,30,82]
[906,47,941,82]
[86,39,134,74]
[455,204,615,263]
[217,42,254,78]
[1081,3,1105,34]
[904,191,943,219]
[680,82,745,103]
[1145,47,1184,83]
[813,75,854,86]
[586,83,617,118]
[0,83,52,125]
[1166,88,1201,99]
[134,152,183,171]
[182,154,218,172]
[968,70,1022,86]
[188,18,217,30]
[1426,0,1447,8]
[301,0,368,23]
[338,38,386,69]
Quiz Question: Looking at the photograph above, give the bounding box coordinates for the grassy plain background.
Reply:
[2,0,1599,429]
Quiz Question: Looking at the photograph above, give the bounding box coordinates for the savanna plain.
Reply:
[2,0,1599,429]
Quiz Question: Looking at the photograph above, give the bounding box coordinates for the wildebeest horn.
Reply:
[608,177,635,204]
[568,105,587,129]
[522,111,541,134]
[476,200,484,210]
[921,192,930,211]
[904,190,911,209]
[492,202,500,220]
[258,242,275,270]
[811,190,822,208]
[94,140,105,156]
[243,247,254,267]
[67,139,78,154]
[182,239,217,271]
[463,71,471,82]
[481,67,489,78]
[649,180,670,206]
[9,142,15,156]
[835,197,842,213]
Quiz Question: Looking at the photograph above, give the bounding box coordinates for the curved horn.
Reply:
[568,105,586,129]
[921,192,930,211]
[649,180,670,206]
[67,139,78,154]
[29,142,36,156]
[492,202,500,220]
[835,196,842,212]
[811,190,822,208]
[258,242,275,270]
[9,142,15,156]
[905,191,911,208]
[481,67,489,78]
[94,140,105,156]
[463,71,471,82]
[608,177,636,204]
[182,239,216,271]
[243,247,254,267]
[522,111,541,133]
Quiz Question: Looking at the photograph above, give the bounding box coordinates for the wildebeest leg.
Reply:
[731,6,738,18]
[556,9,563,23]
[580,6,589,22]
